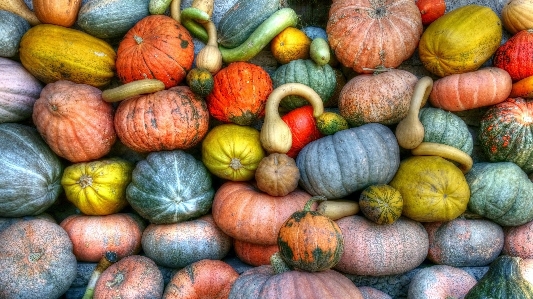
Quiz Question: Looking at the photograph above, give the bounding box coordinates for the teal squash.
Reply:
[419,107,473,155]
[126,150,214,224]
[465,255,533,299]
[0,123,63,217]
[0,10,30,58]
[271,59,337,110]
[296,123,400,199]
[466,162,533,227]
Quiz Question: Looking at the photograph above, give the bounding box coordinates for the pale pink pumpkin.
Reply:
[504,219,533,259]
[407,264,477,299]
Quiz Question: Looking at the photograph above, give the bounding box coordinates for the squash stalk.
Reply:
[82,251,118,299]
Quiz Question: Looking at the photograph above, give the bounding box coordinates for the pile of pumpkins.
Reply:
[3,0,533,298]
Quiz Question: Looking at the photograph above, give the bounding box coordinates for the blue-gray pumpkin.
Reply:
[419,107,473,155]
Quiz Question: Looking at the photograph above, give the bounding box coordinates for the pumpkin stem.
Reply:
[304,196,327,212]
[270,252,292,274]
[362,65,392,75]
[133,35,144,45]
[82,251,118,299]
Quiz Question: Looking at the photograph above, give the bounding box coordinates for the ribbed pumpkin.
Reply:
[32,80,116,163]
[358,184,403,225]
[0,10,30,58]
[206,61,273,126]
[33,0,82,27]
[281,105,323,158]
[19,24,116,87]
[493,29,533,82]
[338,69,418,127]
[114,86,210,153]
[407,265,477,299]
[326,0,422,73]
[501,0,533,34]
[255,153,300,197]
[116,15,194,89]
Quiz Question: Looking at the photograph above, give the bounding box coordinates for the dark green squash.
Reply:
[465,255,533,299]
[186,67,214,97]
[0,10,30,58]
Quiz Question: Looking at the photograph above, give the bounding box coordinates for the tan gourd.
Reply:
[195,20,223,74]
[412,142,473,173]
[0,0,40,25]
[102,79,165,102]
[260,83,324,154]
[395,76,433,149]
[316,199,360,221]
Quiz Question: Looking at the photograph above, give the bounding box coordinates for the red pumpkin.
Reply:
[206,62,273,126]
[281,105,323,158]
[493,29,533,82]
[114,86,210,153]
[416,0,446,25]
[116,15,194,88]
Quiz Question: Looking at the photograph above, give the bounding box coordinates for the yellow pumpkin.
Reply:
[201,123,266,181]
[270,27,311,64]
[389,155,470,222]
[61,158,133,215]
[359,184,403,225]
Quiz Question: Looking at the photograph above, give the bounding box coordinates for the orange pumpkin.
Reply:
[32,80,116,163]
[114,86,210,153]
[493,29,533,82]
[233,239,279,267]
[326,0,423,73]
[116,15,194,88]
[33,0,82,27]
[206,62,273,126]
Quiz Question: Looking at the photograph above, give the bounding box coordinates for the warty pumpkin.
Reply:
[493,29,533,82]
[33,0,82,27]
[407,264,477,299]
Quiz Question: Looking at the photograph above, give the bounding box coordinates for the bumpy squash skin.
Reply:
[419,107,473,155]
[493,29,533,82]
[19,24,116,87]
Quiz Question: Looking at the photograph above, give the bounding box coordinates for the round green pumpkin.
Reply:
[359,184,403,225]
[419,107,473,155]
[126,150,214,224]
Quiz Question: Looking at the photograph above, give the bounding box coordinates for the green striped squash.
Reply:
[359,184,403,225]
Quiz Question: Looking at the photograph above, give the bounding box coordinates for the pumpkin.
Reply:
[278,197,344,272]
[163,259,239,299]
[0,213,56,233]
[206,61,273,126]
[0,10,30,58]
[501,0,533,35]
[338,68,418,127]
[358,184,403,225]
[466,162,533,227]
[326,0,423,74]
[186,67,215,97]
[494,29,533,82]
[93,255,164,299]
[424,218,505,267]
[82,251,118,299]
[126,150,214,224]
[233,239,279,267]
[116,15,194,89]
[61,158,133,216]
[19,24,116,87]
[114,86,210,153]
[0,57,42,123]
[281,105,323,158]
[504,219,533,259]
[0,219,77,299]
[60,213,145,262]
[511,74,533,98]
[0,123,63,217]
[229,253,364,299]
[141,214,232,269]
[465,255,533,298]
[478,97,533,173]
[416,0,446,25]
[201,123,265,181]
[296,123,400,199]
[271,27,311,64]
[428,67,513,111]
[418,4,502,77]
[255,153,300,197]
[315,111,349,136]
[390,155,470,222]
[212,181,312,245]
[407,264,477,299]
[32,80,116,163]
[334,215,429,276]
[33,0,82,27]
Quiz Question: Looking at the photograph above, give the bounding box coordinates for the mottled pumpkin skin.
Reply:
[233,239,279,266]
[142,214,232,269]
[0,219,77,299]
[408,265,477,299]
[493,29,533,82]
[359,184,403,225]
[504,219,533,259]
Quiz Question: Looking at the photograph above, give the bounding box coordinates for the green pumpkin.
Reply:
[465,255,533,299]
[271,59,337,110]
[419,107,473,155]
[466,162,533,226]
[126,150,214,224]
[0,10,30,58]
[186,68,214,97]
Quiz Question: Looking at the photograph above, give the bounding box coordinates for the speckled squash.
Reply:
[359,184,403,225]
[408,265,478,299]
[504,219,533,259]
[493,29,533,82]
[0,10,30,58]
[357,286,392,299]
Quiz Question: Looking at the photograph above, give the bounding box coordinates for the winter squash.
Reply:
[407,264,477,299]
[504,219,533,259]
[309,37,331,66]
[358,287,392,299]
[424,218,505,267]
[466,162,533,227]
[32,80,116,163]
[186,67,215,97]
[116,15,194,89]
[338,68,418,127]
[0,57,42,123]
[202,123,265,182]
[316,199,360,221]
[334,215,429,276]
[418,4,502,77]
[192,20,223,75]
[101,79,166,103]
[61,158,133,216]
[126,150,214,224]
[358,184,403,225]
[281,105,324,158]
[0,219,77,299]
[501,0,533,34]
[428,67,513,111]
[389,155,470,222]
[93,255,164,299]
[0,0,40,25]
[416,0,446,25]
[212,181,312,245]
[33,0,82,27]
[19,24,116,87]
[478,97,533,173]
[493,29,533,82]
[141,214,232,269]
[326,0,423,74]
[297,123,400,199]
[233,239,279,266]
[278,197,344,272]
[163,259,239,299]
[114,86,210,153]
[0,123,63,217]
[60,213,145,262]
[206,61,272,126]
[255,153,300,197]
[271,27,311,64]
[511,75,533,98]
[315,111,349,136]
[0,11,30,58]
